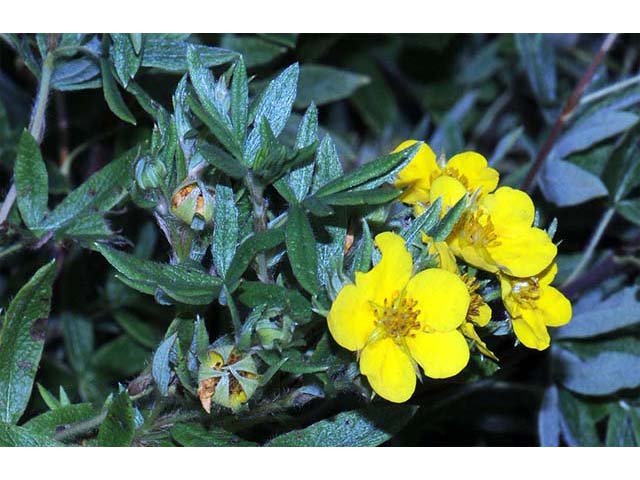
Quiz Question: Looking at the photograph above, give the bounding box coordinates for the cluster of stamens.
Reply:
[443,166,470,190]
[461,273,484,322]
[512,277,541,308]
[459,210,500,248]
[372,290,421,342]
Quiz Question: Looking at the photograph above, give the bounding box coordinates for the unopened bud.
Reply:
[170,180,215,230]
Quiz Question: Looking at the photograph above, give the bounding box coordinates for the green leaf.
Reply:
[284,103,318,201]
[61,313,94,373]
[538,385,561,447]
[286,204,319,295]
[110,33,141,88]
[15,129,48,229]
[92,335,149,377]
[141,35,238,72]
[22,403,97,437]
[113,310,162,349]
[170,422,256,446]
[258,350,328,375]
[515,33,556,105]
[616,198,640,226]
[221,34,286,68]
[97,392,135,447]
[312,142,420,197]
[237,282,311,324]
[96,244,223,305]
[295,64,369,108]
[555,347,640,396]
[245,63,299,166]
[225,228,285,287]
[0,260,56,424]
[36,383,61,411]
[198,141,247,179]
[353,220,373,273]
[554,110,638,159]
[129,33,143,55]
[603,125,640,203]
[0,422,62,447]
[555,287,640,339]
[311,135,343,193]
[100,58,136,125]
[606,405,637,446]
[187,90,240,160]
[427,195,467,242]
[265,405,418,446]
[230,57,248,146]
[152,332,177,397]
[51,58,100,91]
[557,388,602,446]
[39,146,137,231]
[212,185,239,278]
[400,197,442,245]
[539,158,608,207]
[314,187,401,207]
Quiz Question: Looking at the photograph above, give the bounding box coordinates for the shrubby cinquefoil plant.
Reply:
[0,33,639,447]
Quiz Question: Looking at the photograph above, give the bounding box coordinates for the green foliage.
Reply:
[2,33,640,447]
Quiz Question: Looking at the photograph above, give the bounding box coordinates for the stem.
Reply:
[54,410,107,442]
[0,52,55,225]
[246,172,271,283]
[562,207,616,288]
[29,53,55,144]
[521,33,619,192]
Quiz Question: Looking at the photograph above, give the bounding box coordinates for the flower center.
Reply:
[443,166,470,190]
[372,290,421,342]
[512,278,540,308]
[458,210,500,248]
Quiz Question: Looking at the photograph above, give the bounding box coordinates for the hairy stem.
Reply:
[0,52,55,225]
[246,172,271,283]
[53,410,107,442]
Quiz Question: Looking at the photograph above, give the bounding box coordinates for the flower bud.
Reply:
[197,344,259,413]
[170,180,215,230]
[135,156,167,190]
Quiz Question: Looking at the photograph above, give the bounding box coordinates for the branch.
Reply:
[521,33,619,192]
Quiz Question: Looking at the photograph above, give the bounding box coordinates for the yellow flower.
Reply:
[458,273,498,361]
[197,347,259,413]
[499,263,572,351]
[327,232,471,403]
[393,140,499,209]
[448,186,557,278]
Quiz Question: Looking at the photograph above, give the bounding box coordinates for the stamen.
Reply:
[372,291,421,343]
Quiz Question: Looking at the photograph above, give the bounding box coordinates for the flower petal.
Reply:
[538,262,558,287]
[460,322,498,361]
[472,302,492,327]
[481,186,535,233]
[394,140,440,204]
[407,330,470,378]
[405,268,470,332]
[488,227,557,278]
[327,283,376,351]
[429,175,467,214]
[537,285,572,327]
[357,232,413,306]
[446,151,499,196]
[512,312,551,351]
[360,337,416,403]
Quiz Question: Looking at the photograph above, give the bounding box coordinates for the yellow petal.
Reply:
[358,232,413,306]
[429,175,467,214]
[538,262,558,287]
[488,227,557,278]
[407,330,470,378]
[445,151,499,196]
[448,235,498,274]
[537,285,572,327]
[460,322,498,361]
[394,140,440,204]
[481,186,535,233]
[434,241,458,273]
[472,302,492,327]
[405,268,470,332]
[327,283,376,351]
[359,337,416,403]
[512,312,551,351]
